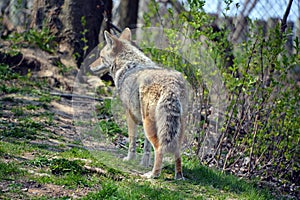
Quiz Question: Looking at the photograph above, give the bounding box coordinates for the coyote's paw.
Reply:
[123,156,135,161]
[141,171,159,179]
[123,152,136,161]
[174,172,185,180]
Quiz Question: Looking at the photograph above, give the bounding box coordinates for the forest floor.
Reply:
[0,64,288,199]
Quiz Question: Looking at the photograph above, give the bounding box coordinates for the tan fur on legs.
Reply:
[152,147,163,178]
[123,111,137,161]
[141,117,163,178]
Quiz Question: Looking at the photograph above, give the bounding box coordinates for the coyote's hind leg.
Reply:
[141,117,163,178]
[174,117,185,180]
[174,150,184,180]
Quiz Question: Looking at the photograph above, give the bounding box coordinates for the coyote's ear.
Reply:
[119,28,131,41]
[104,31,119,48]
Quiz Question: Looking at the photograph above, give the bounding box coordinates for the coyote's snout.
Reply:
[90,28,189,179]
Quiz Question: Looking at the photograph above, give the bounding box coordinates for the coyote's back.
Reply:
[90,28,188,179]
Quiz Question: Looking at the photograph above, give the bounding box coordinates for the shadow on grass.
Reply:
[85,149,275,199]
[83,177,191,200]
[175,160,274,199]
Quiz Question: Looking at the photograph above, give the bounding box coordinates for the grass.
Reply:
[85,151,274,200]
[0,161,25,180]
[0,136,278,200]
[0,63,281,199]
[0,140,276,200]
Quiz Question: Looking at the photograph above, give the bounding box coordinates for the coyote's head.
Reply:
[89,28,133,75]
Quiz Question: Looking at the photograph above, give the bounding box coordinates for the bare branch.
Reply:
[246,0,259,16]
[281,0,294,34]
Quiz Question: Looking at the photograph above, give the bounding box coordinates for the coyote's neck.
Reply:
[116,49,153,67]
[113,61,155,90]
[112,47,155,89]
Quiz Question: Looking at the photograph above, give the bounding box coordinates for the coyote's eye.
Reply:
[100,56,106,62]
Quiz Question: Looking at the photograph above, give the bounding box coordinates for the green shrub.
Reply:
[141,0,300,193]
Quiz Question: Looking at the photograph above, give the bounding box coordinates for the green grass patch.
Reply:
[91,150,148,174]
[0,101,55,141]
[0,84,20,94]
[60,147,95,160]
[26,156,71,172]
[98,120,127,137]
[83,177,191,200]
[182,157,274,199]
[87,150,275,199]
[95,99,113,117]
[25,104,40,111]
[0,161,25,180]
[33,172,95,189]
[23,155,93,188]
[0,64,52,97]
[0,141,36,156]
[49,158,87,175]
[0,141,277,200]
[1,118,44,140]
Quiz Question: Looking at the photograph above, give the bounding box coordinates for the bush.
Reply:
[141,0,299,195]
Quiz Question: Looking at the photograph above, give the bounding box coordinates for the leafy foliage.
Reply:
[142,0,299,196]
[5,26,56,53]
[32,157,87,175]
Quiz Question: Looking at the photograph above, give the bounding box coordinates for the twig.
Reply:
[208,38,259,165]
[84,165,107,175]
[248,114,259,174]
[84,165,124,180]
[222,148,232,172]
[50,92,111,102]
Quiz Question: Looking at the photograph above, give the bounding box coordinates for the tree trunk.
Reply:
[114,0,139,29]
[30,0,111,67]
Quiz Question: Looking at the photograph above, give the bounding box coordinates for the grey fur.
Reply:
[90,28,188,179]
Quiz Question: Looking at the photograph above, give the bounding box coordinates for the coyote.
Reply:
[90,28,188,179]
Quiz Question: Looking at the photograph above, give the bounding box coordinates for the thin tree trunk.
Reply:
[115,0,139,29]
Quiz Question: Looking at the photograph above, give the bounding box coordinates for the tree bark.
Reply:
[30,0,110,67]
[114,0,139,29]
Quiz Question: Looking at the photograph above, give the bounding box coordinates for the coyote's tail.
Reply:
[155,90,182,153]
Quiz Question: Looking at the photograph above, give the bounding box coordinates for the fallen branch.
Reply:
[84,165,107,175]
[84,165,124,181]
[50,92,112,102]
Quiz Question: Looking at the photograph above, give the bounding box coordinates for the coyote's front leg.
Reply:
[123,111,137,161]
